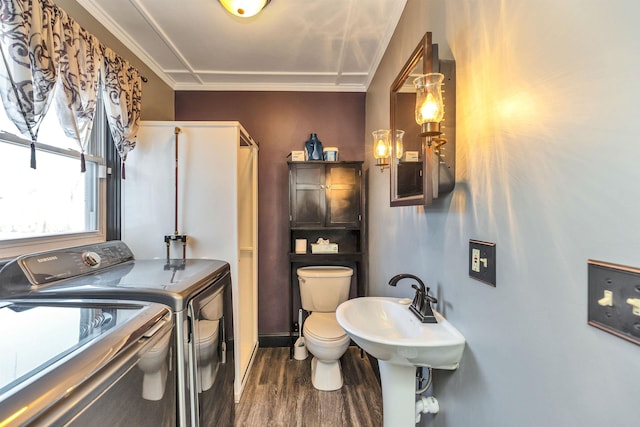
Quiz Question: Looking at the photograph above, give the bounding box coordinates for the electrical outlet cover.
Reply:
[588,260,640,346]
[469,240,496,286]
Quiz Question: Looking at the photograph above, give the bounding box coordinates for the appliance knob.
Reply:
[82,251,101,268]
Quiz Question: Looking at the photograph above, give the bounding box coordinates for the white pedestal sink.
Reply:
[336,297,465,427]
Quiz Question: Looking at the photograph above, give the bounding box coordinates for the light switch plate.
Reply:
[469,240,496,286]
[588,260,640,346]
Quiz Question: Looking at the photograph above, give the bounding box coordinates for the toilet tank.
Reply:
[297,266,353,312]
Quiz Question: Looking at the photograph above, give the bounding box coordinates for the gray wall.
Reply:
[366,0,640,426]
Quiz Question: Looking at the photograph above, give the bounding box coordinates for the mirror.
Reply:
[390,32,456,206]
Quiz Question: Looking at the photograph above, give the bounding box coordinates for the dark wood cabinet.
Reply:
[287,161,365,357]
[289,162,361,228]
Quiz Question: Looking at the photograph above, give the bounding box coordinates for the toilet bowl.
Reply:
[298,266,353,391]
[138,328,172,401]
[197,319,220,392]
[303,312,351,390]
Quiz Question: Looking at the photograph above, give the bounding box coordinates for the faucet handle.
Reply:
[424,287,438,304]
[418,289,438,319]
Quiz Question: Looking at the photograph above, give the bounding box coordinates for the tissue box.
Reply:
[289,151,306,161]
[311,243,338,254]
[404,151,419,162]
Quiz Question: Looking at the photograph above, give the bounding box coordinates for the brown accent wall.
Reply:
[176,91,365,334]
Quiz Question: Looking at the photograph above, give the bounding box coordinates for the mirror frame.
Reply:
[390,32,432,206]
[390,32,455,207]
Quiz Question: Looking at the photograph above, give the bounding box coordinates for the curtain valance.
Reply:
[0,0,142,174]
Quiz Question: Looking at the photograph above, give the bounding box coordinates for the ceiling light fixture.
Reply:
[219,0,271,18]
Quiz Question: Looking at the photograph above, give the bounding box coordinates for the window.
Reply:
[0,89,107,258]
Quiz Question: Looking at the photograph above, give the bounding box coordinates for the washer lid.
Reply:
[297,266,353,278]
[304,313,346,341]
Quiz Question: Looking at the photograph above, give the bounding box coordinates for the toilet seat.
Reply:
[304,313,347,342]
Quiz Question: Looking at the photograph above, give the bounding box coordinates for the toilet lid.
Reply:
[304,313,346,341]
[297,266,353,278]
[197,319,219,344]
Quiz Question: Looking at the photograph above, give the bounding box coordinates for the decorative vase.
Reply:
[305,133,323,161]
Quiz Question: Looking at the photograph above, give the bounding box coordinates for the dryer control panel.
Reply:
[1,241,134,287]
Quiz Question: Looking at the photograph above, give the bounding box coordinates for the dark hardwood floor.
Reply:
[234,346,383,427]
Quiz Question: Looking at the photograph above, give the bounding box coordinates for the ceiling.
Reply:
[77,0,407,92]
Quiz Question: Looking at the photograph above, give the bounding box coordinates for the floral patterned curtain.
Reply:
[101,47,141,179]
[55,9,101,172]
[0,0,60,169]
[0,0,142,175]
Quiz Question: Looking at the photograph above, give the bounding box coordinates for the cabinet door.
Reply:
[326,164,361,228]
[290,164,326,227]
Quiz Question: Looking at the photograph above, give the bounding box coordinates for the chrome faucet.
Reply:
[388,274,438,323]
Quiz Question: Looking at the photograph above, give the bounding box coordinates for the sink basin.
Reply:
[336,296,465,369]
[337,297,466,426]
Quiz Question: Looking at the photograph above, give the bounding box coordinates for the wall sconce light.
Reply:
[373,129,405,171]
[372,129,391,171]
[219,0,270,17]
[414,73,445,138]
[394,129,405,160]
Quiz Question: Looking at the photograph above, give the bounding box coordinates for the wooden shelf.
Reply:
[289,252,362,262]
[290,226,361,231]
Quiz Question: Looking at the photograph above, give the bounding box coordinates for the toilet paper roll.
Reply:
[295,239,307,254]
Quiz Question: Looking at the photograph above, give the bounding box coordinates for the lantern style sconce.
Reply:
[394,129,405,160]
[373,129,406,171]
[372,129,391,171]
[414,73,445,138]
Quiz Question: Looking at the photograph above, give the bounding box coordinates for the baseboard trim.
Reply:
[258,333,291,348]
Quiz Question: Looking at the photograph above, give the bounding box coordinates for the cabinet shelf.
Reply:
[289,252,362,262]
[290,226,361,231]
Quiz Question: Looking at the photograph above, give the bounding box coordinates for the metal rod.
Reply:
[174,127,181,235]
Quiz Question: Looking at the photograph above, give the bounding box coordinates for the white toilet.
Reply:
[138,328,172,401]
[298,266,353,391]
[197,292,223,392]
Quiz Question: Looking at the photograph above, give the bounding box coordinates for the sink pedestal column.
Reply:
[378,361,419,426]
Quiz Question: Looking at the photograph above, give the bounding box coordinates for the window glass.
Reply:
[0,143,98,239]
[0,89,106,248]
